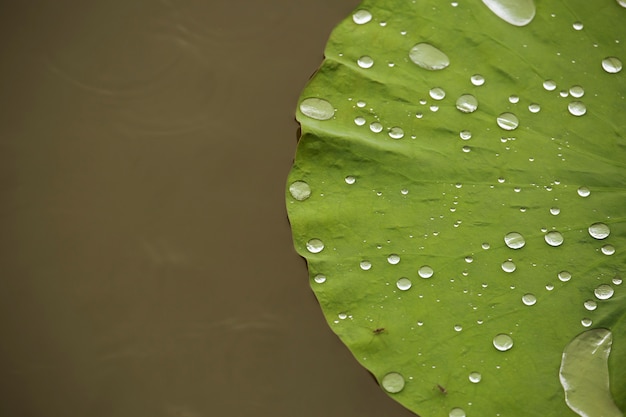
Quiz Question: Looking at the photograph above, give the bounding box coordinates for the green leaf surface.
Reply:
[287,1,626,416]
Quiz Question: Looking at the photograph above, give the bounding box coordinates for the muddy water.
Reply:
[0,1,416,416]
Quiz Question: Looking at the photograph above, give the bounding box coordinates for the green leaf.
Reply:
[286,1,626,416]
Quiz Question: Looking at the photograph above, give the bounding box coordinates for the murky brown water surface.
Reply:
[0,2,417,416]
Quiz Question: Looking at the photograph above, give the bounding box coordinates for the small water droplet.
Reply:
[370,122,383,133]
[387,254,401,264]
[545,231,564,247]
[543,80,557,91]
[501,260,516,273]
[601,245,615,255]
[314,274,326,283]
[577,186,591,197]
[572,21,584,30]
[388,127,405,139]
[493,333,514,351]
[481,0,536,26]
[345,176,356,185]
[338,313,347,320]
[289,181,312,201]
[581,318,593,327]
[602,56,623,73]
[357,56,374,69]
[471,74,485,86]
[504,232,526,249]
[449,407,466,417]
[356,100,366,108]
[613,277,623,285]
[409,43,450,70]
[568,101,587,116]
[497,112,519,130]
[558,271,572,282]
[583,300,597,311]
[454,324,463,332]
[462,145,471,153]
[528,103,541,113]
[467,372,482,385]
[509,94,520,103]
[381,372,405,393]
[456,94,479,113]
[550,207,561,215]
[589,223,610,239]
[401,188,409,195]
[396,277,412,291]
[522,293,537,306]
[464,256,473,263]
[306,239,324,253]
[546,284,555,291]
[482,242,491,250]
[418,265,434,278]
[430,105,439,112]
[429,87,446,100]
[595,284,615,300]
[300,98,335,120]
[360,260,372,270]
[569,85,585,98]
[354,116,366,126]
[352,9,373,24]
[460,130,472,140]
[560,90,569,98]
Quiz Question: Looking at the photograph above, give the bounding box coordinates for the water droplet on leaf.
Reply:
[493,333,514,351]
[396,277,412,291]
[306,239,325,253]
[360,260,371,270]
[602,56,623,73]
[300,98,335,120]
[584,300,597,311]
[544,231,564,247]
[388,127,405,139]
[568,101,587,116]
[352,9,373,24]
[601,245,615,255]
[588,223,610,239]
[558,271,572,282]
[418,265,434,278]
[409,43,450,70]
[471,74,485,86]
[594,284,614,300]
[388,254,401,264]
[469,372,482,383]
[456,94,479,113]
[449,407,466,417]
[358,56,374,69]
[501,260,516,272]
[429,87,446,100]
[522,293,537,305]
[577,186,591,197]
[314,274,326,284]
[497,112,519,130]
[481,0,536,26]
[504,232,525,249]
[289,181,312,201]
[381,372,405,393]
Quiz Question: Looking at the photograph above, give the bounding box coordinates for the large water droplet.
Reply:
[396,277,412,291]
[618,0,626,8]
[381,372,405,393]
[300,98,335,120]
[357,56,374,69]
[501,260,516,273]
[456,94,479,113]
[602,56,623,73]
[429,87,446,100]
[568,101,587,116]
[469,372,482,383]
[522,293,537,306]
[559,329,621,417]
[409,43,450,70]
[589,223,610,240]
[497,112,519,130]
[449,408,466,417]
[306,239,325,253]
[289,181,312,201]
[388,254,401,264]
[353,9,373,24]
[481,0,536,26]
[504,232,525,249]
[594,284,614,300]
[388,127,405,139]
[577,186,591,197]
[558,271,572,282]
[493,333,514,351]
[418,265,434,278]
[545,231,564,247]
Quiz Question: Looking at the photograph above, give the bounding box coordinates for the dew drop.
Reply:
[577,186,591,197]
[449,407,466,417]
[313,274,326,284]
[429,87,446,100]
[462,146,471,153]
[357,56,374,69]
[418,265,434,278]
[471,74,485,86]
[409,43,450,70]
[602,245,615,256]
[544,231,564,247]
[481,0,536,26]
[387,254,401,264]
[501,260,516,273]
[497,112,519,130]
[522,293,537,306]
[456,94,479,113]
[550,207,561,215]
[594,284,615,300]
[306,239,324,253]
[354,116,366,126]
[460,130,472,140]
[504,232,526,249]
[356,100,366,108]
[338,313,347,320]
[345,176,356,185]
[602,56,623,73]
[509,94,520,103]
[557,271,572,282]
[289,181,311,201]
[572,21,584,30]
[589,223,610,240]
[370,122,383,133]
[465,256,473,263]
[469,372,482,383]
[388,127,405,139]
[360,260,372,270]
[352,9,373,24]
[300,98,335,120]
[584,300,597,311]
[568,101,587,116]
[381,372,405,393]
[613,277,623,285]
[454,324,463,332]
[493,333,514,351]
[546,284,555,291]
[528,103,541,113]
[543,80,557,91]
[569,85,585,98]
[396,277,412,291]
[482,242,491,250]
